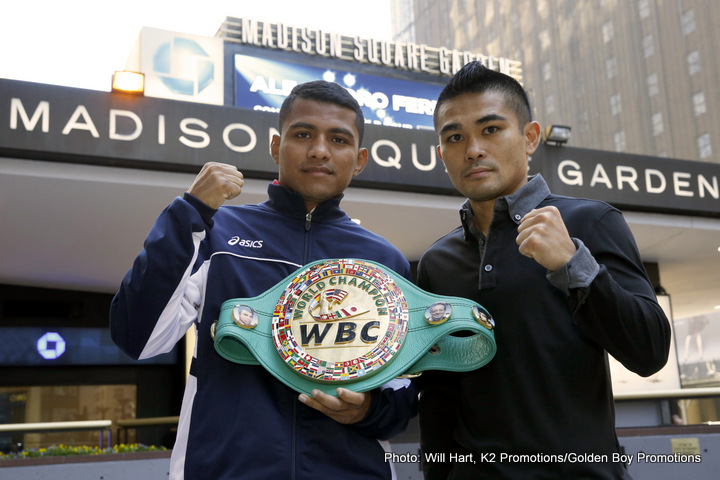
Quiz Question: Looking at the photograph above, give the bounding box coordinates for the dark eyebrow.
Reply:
[286,121,317,132]
[329,127,356,139]
[476,113,507,125]
[438,114,508,137]
[438,122,462,137]
[286,122,356,140]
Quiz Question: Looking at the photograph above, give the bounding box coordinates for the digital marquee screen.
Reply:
[234,53,443,130]
[0,327,178,366]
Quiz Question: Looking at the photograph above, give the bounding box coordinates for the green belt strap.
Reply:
[213,258,496,396]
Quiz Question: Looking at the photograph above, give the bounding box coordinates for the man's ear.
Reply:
[270,134,281,165]
[525,121,541,155]
[353,148,369,176]
[436,144,444,161]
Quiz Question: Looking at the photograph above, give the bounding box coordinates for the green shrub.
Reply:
[0,443,167,460]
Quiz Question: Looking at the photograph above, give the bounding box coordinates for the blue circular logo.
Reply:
[153,37,215,96]
[37,332,66,360]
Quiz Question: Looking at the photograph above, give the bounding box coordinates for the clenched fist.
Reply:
[516,206,577,272]
[187,162,245,209]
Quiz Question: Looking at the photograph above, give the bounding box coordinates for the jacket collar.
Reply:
[264,182,347,222]
[460,174,551,241]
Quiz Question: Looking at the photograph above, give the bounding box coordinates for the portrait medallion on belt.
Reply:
[472,305,495,329]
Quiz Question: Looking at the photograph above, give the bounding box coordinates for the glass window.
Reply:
[606,57,618,79]
[485,0,495,24]
[652,112,664,136]
[681,9,696,36]
[674,398,720,426]
[688,50,701,75]
[614,131,626,152]
[698,133,712,159]
[0,385,137,451]
[693,92,706,117]
[545,94,555,114]
[647,73,659,96]
[543,62,552,81]
[602,21,614,43]
[539,30,551,50]
[537,0,548,17]
[643,35,654,58]
[676,311,718,388]
[610,93,622,116]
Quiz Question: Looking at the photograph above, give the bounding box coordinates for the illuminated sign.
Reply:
[2,79,452,193]
[220,17,523,81]
[234,54,443,130]
[3,78,720,217]
[0,327,177,366]
[37,332,66,360]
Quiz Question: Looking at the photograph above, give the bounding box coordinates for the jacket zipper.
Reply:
[294,209,313,477]
[291,399,297,480]
[303,209,314,264]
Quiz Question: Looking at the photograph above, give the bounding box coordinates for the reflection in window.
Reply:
[698,133,712,159]
[638,0,650,19]
[652,112,664,136]
[676,311,719,391]
[610,93,622,116]
[602,21,614,43]
[643,35,654,58]
[688,50,701,75]
[606,57,618,79]
[673,398,720,426]
[537,0,548,17]
[539,30,551,50]
[681,9,696,36]
[0,385,137,451]
[614,131,626,152]
[647,73,659,96]
[545,94,555,114]
[693,92,706,117]
[543,62,552,81]
[484,0,494,25]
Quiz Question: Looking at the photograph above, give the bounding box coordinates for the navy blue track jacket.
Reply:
[110,182,417,479]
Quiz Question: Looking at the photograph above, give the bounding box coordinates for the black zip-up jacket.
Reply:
[416,175,670,479]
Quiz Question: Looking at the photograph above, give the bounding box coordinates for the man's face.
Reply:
[430,305,446,321]
[271,98,368,212]
[239,309,254,324]
[435,90,540,204]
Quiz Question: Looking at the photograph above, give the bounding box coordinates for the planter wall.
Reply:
[0,450,171,480]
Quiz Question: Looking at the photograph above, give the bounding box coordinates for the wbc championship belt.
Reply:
[212,258,496,396]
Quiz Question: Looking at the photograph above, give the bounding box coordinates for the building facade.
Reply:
[1,7,720,461]
[392,0,720,163]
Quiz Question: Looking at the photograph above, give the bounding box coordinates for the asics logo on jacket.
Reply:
[228,236,264,248]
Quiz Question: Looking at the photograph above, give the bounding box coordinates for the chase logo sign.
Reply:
[37,332,66,360]
[153,38,215,96]
[138,27,223,105]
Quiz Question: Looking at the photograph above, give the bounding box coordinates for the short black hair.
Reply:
[279,80,365,145]
[434,61,532,131]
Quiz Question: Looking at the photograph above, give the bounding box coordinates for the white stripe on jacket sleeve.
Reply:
[139,230,207,360]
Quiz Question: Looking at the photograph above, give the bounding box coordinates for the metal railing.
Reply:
[615,386,720,400]
[116,416,179,444]
[0,420,112,449]
[0,417,182,451]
